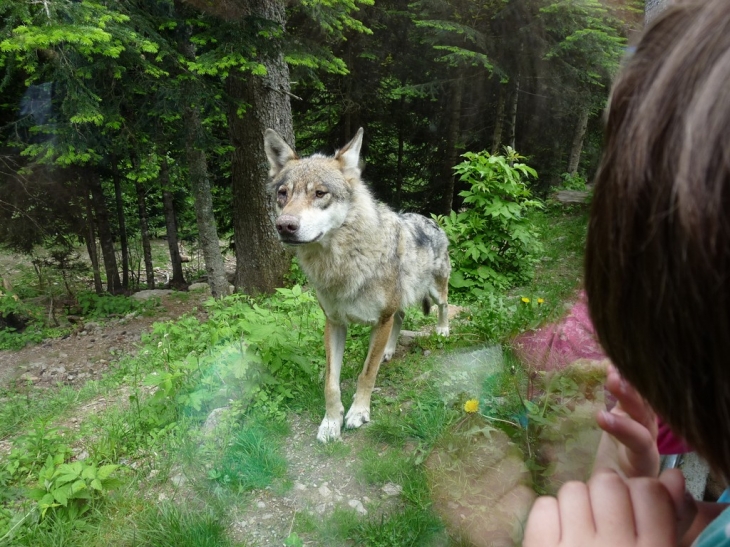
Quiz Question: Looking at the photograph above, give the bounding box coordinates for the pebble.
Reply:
[348,499,367,515]
[256,501,266,509]
[318,484,332,499]
[382,482,402,497]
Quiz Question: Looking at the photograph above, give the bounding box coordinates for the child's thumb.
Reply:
[659,468,698,540]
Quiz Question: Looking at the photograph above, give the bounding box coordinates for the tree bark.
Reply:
[491,81,507,155]
[174,0,230,298]
[161,158,186,289]
[111,156,129,289]
[440,74,464,215]
[84,192,103,294]
[508,75,520,150]
[135,180,155,289]
[87,171,122,294]
[226,0,292,295]
[567,106,590,176]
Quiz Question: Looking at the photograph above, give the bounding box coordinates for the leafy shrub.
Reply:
[438,148,543,296]
[28,458,121,520]
[558,172,587,191]
[76,291,157,319]
[137,286,324,427]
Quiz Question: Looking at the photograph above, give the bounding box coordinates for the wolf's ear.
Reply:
[264,129,297,177]
[335,128,364,178]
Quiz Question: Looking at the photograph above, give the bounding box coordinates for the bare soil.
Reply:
[0,291,210,389]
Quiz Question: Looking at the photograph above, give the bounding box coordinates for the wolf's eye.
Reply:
[277,188,288,199]
[315,190,327,198]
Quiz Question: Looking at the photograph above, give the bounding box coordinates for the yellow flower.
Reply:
[521,297,530,303]
[537,298,544,304]
[464,399,479,413]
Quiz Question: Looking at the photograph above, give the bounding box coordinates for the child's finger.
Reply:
[659,469,698,541]
[522,496,561,546]
[605,368,657,433]
[597,410,655,455]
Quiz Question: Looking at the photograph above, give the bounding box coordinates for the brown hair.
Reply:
[586,0,730,478]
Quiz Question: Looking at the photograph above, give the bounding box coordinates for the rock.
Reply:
[188,282,210,292]
[170,474,187,487]
[294,482,307,491]
[131,289,172,301]
[318,484,332,499]
[256,501,266,509]
[381,482,402,497]
[348,499,367,515]
[202,407,229,436]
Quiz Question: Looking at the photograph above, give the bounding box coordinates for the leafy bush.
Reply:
[137,286,324,427]
[558,172,587,191]
[76,291,157,319]
[28,458,121,520]
[438,148,543,296]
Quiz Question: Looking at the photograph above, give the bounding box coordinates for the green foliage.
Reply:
[137,286,323,429]
[27,458,121,520]
[209,421,288,492]
[0,289,53,350]
[123,503,233,547]
[76,292,157,320]
[2,425,72,484]
[558,172,587,191]
[439,149,543,295]
[352,506,443,547]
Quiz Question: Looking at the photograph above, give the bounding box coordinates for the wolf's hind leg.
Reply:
[432,276,450,337]
[345,314,394,430]
[317,320,347,442]
[383,309,404,362]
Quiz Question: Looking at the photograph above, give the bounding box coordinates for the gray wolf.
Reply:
[263,128,451,442]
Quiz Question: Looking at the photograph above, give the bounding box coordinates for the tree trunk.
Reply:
[88,171,122,294]
[440,74,464,215]
[508,75,520,150]
[567,106,590,176]
[395,124,404,209]
[226,0,292,295]
[174,0,230,299]
[111,156,129,289]
[161,159,186,289]
[135,181,155,290]
[84,192,103,294]
[645,0,669,24]
[491,81,507,155]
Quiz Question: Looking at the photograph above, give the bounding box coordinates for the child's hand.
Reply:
[593,365,660,478]
[523,469,696,547]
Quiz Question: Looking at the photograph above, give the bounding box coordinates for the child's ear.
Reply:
[264,129,298,177]
[335,128,364,178]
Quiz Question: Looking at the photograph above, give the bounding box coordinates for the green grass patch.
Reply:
[120,502,234,547]
[351,505,444,547]
[209,420,288,492]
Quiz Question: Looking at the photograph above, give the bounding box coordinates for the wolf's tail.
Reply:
[422,297,432,316]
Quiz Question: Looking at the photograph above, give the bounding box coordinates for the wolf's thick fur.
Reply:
[264,128,451,442]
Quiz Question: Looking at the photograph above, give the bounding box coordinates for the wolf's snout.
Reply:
[276,215,300,235]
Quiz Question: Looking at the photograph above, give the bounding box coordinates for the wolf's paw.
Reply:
[344,406,371,429]
[382,347,395,362]
[317,416,343,443]
[436,325,449,337]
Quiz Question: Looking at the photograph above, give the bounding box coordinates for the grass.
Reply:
[211,421,288,492]
[0,204,589,546]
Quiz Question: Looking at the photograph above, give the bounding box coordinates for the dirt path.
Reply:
[0,291,209,389]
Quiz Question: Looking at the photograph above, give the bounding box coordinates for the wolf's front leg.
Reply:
[317,320,347,442]
[345,314,395,430]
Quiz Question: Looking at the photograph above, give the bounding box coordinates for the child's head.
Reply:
[585,0,730,478]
